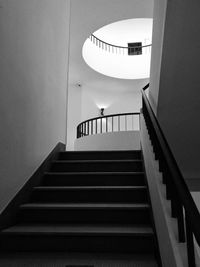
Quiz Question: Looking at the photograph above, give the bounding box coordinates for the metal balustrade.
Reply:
[77,112,140,138]
[89,34,152,56]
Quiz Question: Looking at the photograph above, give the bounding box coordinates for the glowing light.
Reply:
[96,103,110,109]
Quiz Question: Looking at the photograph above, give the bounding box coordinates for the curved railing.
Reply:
[142,83,200,266]
[89,34,152,55]
[77,112,140,138]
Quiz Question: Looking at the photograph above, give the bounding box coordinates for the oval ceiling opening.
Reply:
[82,18,153,80]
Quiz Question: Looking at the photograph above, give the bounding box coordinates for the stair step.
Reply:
[18,203,151,224]
[2,224,153,235]
[0,224,155,252]
[0,149,157,256]
[50,160,143,172]
[42,172,145,186]
[58,150,142,160]
[34,185,147,190]
[20,203,150,209]
[31,186,147,203]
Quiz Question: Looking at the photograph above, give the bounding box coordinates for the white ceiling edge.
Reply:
[94,18,153,46]
[82,18,153,79]
[69,0,154,88]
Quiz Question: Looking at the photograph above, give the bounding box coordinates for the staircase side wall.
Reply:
[0,0,70,213]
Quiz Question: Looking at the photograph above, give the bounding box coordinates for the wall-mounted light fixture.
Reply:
[76,83,82,88]
[100,108,104,116]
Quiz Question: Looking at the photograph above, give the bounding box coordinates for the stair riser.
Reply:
[58,151,142,161]
[18,209,150,224]
[0,235,155,253]
[50,162,143,172]
[42,174,145,186]
[31,189,147,203]
[1,148,158,256]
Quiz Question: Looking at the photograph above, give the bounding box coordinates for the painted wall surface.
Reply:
[75,131,140,151]
[0,0,70,212]
[155,0,200,180]
[149,0,167,114]
[80,80,147,121]
[67,83,82,150]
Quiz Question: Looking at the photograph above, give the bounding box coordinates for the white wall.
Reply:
[75,131,140,151]
[67,83,82,150]
[80,80,147,121]
[0,0,70,212]
[149,0,167,114]
[67,79,148,150]
[153,0,200,180]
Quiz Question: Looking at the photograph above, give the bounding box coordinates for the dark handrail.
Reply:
[78,112,140,126]
[91,34,152,50]
[143,83,150,91]
[77,112,140,138]
[142,83,200,266]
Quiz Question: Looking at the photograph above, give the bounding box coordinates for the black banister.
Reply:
[90,34,152,55]
[142,83,200,266]
[143,83,150,91]
[77,112,140,138]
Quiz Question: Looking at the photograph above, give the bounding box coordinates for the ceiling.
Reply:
[69,0,154,91]
[82,18,153,79]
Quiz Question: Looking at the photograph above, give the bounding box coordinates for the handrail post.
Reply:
[112,116,114,132]
[87,121,89,136]
[186,214,196,267]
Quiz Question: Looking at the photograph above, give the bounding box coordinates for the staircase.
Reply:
[0,150,159,259]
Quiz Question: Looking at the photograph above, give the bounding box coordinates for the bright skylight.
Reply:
[82,18,153,79]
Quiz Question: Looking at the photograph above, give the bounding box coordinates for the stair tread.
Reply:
[44,171,144,175]
[2,224,153,235]
[1,149,157,254]
[53,159,142,163]
[59,150,141,153]
[20,203,150,209]
[33,186,147,191]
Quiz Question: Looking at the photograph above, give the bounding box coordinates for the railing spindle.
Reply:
[106,117,108,132]
[185,215,195,267]
[132,114,134,130]
[112,117,114,132]
[177,202,185,242]
[91,120,93,135]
